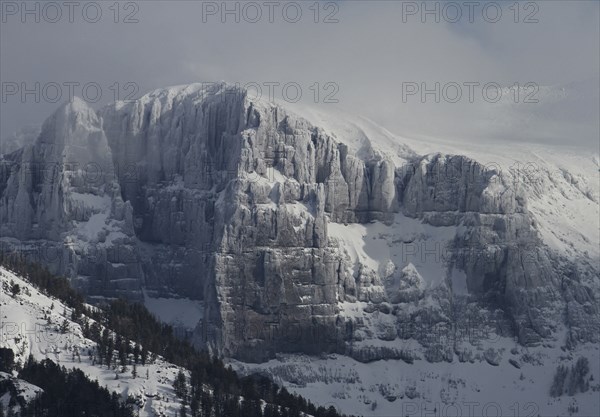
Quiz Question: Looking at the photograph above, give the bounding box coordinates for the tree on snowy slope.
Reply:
[174,369,188,399]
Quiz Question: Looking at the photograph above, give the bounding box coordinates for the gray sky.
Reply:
[1,0,599,149]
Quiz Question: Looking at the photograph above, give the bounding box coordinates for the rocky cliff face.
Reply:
[1,83,597,363]
[0,98,142,300]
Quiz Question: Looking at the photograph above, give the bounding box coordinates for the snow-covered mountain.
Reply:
[1,83,598,415]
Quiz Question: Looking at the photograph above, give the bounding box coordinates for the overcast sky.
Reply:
[1,0,599,149]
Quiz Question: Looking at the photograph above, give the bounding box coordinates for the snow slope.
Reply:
[328,213,467,294]
[233,343,600,417]
[0,371,43,415]
[0,266,189,417]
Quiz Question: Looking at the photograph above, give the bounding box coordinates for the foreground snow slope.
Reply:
[234,342,599,417]
[0,266,188,417]
[0,371,43,415]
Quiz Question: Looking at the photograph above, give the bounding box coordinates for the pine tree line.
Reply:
[1,355,134,417]
[550,357,592,397]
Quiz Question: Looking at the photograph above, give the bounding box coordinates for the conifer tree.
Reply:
[174,370,188,399]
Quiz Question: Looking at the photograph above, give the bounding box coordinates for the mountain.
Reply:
[1,83,598,415]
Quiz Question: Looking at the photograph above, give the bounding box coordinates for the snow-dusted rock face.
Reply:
[397,154,559,346]
[0,99,142,300]
[1,83,598,363]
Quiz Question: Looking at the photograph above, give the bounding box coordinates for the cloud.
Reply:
[1,1,598,149]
